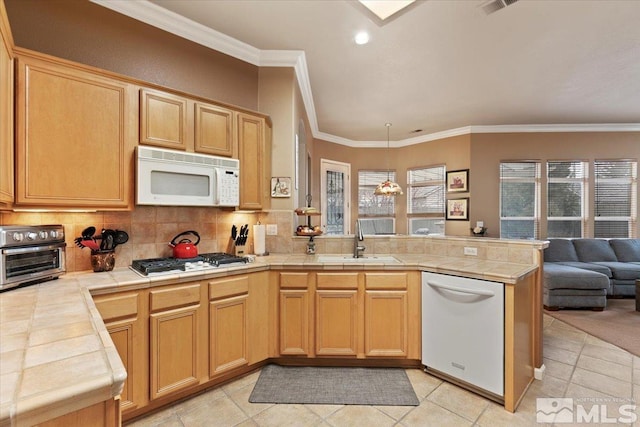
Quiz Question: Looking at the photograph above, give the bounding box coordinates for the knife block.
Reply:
[234,244,246,257]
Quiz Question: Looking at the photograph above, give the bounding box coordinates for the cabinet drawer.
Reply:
[94,293,138,322]
[280,272,309,289]
[150,284,200,312]
[316,272,358,289]
[209,276,249,300]
[365,273,408,290]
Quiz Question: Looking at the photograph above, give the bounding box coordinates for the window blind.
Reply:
[594,160,637,238]
[547,161,587,238]
[358,170,395,217]
[407,166,445,235]
[500,162,540,239]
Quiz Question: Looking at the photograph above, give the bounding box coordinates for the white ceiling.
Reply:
[95,0,640,145]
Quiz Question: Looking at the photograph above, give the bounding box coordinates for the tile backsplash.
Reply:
[1,208,544,272]
[0,207,280,272]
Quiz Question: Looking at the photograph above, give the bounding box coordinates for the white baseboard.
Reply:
[534,364,546,380]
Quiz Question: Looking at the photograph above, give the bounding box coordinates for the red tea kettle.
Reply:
[169,230,200,259]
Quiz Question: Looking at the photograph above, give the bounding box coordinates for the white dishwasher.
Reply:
[422,272,504,397]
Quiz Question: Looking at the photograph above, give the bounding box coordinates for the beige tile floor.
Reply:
[125,315,639,426]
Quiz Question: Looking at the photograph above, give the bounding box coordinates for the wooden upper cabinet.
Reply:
[194,102,234,156]
[140,89,235,157]
[14,52,136,209]
[140,88,188,150]
[0,1,13,207]
[237,112,266,210]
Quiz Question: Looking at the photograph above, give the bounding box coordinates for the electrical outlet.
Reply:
[266,224,278,235]
[464,247,478,256]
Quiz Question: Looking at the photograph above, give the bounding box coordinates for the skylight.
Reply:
[358,0,415,21]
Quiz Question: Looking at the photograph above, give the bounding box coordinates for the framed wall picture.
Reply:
[271,177,291,198]
[446,198,469,220]
[446,169,469,193]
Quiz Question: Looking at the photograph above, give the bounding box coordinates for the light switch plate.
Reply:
[464,247,478,256]
[266,224,278,235]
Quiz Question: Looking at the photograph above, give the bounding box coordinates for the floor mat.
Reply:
[249,365,420,406]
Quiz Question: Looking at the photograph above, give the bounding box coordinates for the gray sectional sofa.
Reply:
[543,238,640,310]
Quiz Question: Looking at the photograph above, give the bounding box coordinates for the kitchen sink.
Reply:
[316,255,400,263]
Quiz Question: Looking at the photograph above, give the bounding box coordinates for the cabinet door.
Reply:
[0,6,13,206]
[15,54,135,208]
[150,305,200,399]
[140,88,188,150]
[315,290,358,356]
[149,284,202,399]
[93,292,147,413]
[210,294,248,375]
[208,276,251,377]
[237,112,265,210]
[194,102,233,156]
[279,289,310,355]
[364,290,408,357]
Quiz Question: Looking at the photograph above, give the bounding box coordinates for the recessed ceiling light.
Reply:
[354,31,370,45]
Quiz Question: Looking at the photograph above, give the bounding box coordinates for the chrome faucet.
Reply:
[353,219,365,258]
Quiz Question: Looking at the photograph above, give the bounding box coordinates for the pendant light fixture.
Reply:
[374,123,403,196]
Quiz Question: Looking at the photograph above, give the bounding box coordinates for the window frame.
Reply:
[499,161,541,239]
[546,160,588,238]
[406,164,446,236]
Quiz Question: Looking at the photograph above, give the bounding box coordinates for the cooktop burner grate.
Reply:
[131,252,247,276]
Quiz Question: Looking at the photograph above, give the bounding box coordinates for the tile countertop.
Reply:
[0,253,541,425]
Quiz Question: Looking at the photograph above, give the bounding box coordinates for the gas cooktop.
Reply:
[131,252,248,276]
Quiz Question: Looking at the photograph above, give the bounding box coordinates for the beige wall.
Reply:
[471,132,640,238]
[313,134,471,235]
[314,132,639,237]
[4,0,259,110]
[258,67,296,210]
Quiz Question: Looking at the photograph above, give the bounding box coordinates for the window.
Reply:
[594,160,637,238]
[500,162,540,239]
[407,166,445,235]
[547,161,587,238]
[358,170,396,234]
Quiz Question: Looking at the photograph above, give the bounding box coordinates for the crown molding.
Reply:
[91,1,640,148]
[90,0,261,65]
[469,123,640,134]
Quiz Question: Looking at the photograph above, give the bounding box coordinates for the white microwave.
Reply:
[136,146,240,207]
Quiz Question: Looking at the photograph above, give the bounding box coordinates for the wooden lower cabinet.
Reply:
[209,276,249,376]
[35,397,120,427]
[315,290,358,356]
[279,272,311,355]
[149,283,205,400]
[278,271,419,359]
[364,273,410,357]
[93,292,147,413]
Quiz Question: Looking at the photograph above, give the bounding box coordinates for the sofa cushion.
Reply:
[609,239,640,262]
[544,239,580,262]
[543,263,610,291]
[572,239,618,262]
[591,261,640,281]
[556,261,612,277]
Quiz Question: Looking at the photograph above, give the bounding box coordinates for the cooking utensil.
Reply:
[231,225,237,241]
[100,229,116,251]
[74,237,100,251]
[114,230,129,246]
[169,230,200,258]
[81,226,96,240]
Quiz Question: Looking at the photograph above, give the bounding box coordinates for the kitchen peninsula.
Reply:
[0,236,547,426]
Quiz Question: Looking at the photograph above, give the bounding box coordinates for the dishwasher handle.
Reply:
[426,281,495,297]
